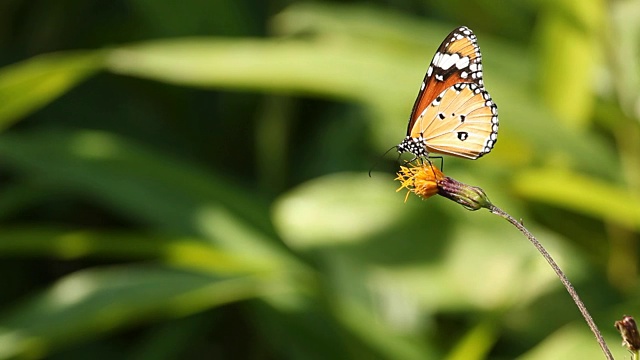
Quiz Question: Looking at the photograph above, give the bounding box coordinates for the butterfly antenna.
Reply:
[368,145,398,177]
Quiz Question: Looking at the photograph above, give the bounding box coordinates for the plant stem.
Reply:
[488,204,614,360]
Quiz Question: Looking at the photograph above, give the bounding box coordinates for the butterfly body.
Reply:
[398,26,498,160]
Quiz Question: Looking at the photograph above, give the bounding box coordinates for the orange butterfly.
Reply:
[397,26,498,160]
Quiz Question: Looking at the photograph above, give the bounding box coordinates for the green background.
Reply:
[0,0,639,359]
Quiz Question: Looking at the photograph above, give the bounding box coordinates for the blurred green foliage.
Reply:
[0,0,639,359]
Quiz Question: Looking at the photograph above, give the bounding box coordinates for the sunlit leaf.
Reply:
[513,167,640,229]
[609,0,640,117]
[106,38,389,101]
[0,51,104,131]
[272,172,407,249]
[536,0,604,128]
[0,226,280,274]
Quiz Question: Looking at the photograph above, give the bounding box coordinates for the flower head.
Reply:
[395,162,444,202]
[615,315,640,353]
[395,161,493,210]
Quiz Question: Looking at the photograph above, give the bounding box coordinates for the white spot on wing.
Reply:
[432,52,442,65]
[436,53,461,70]
[455,56,470,69]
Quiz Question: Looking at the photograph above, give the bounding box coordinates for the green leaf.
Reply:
[0,51,105,130]
[251,291,437,360]
[536,0,604,128]
[105,36,412,106]
[445,321,499,360]
[0,130,308,275]
[272,172,408,249]
[0,265,272,359]
[0,226,280,274]
[517,324,617,360]
[609,0,640,115]
[513,167,640,229]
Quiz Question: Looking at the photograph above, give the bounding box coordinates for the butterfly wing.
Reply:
[411,83,498,159]
[398,26,498,159]
[406,26,485,136]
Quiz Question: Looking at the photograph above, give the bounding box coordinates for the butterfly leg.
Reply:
[427,156,444,171]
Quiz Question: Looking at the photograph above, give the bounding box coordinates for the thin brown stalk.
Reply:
[488,204,614,360]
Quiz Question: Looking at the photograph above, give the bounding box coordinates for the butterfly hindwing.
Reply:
[411,83,498,159]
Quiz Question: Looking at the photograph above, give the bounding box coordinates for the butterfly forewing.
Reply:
[411,83,497,159]
[406,26,485,134]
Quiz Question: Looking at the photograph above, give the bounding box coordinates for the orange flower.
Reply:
[395,162,444,202]
[395,161,493,211]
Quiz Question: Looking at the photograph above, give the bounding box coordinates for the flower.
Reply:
[615,315,640,353]
[395,162,444,202]
[395,161,493,210]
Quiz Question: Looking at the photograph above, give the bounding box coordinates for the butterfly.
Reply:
[397,26,498,160]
